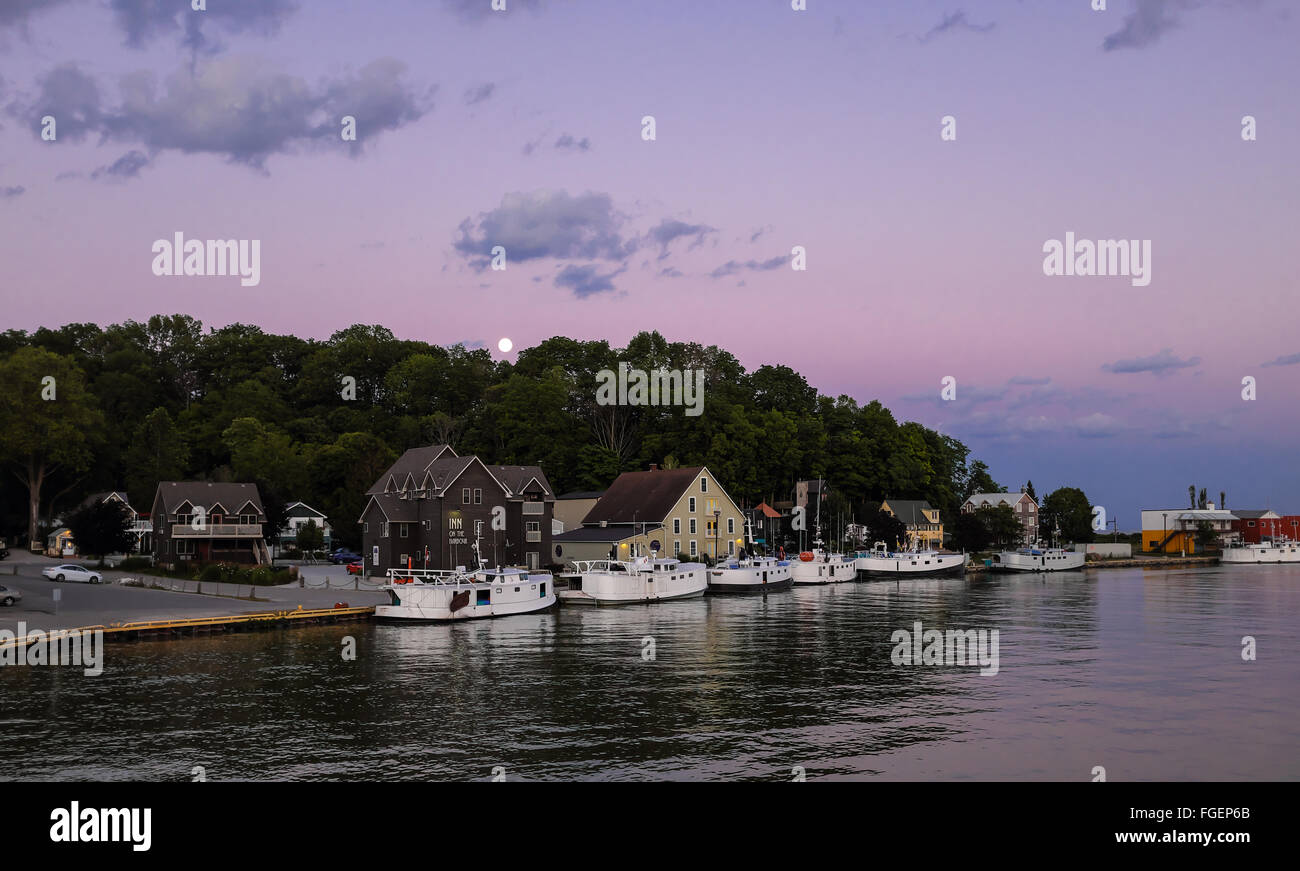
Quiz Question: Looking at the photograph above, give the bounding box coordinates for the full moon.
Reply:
[497,337,513,353]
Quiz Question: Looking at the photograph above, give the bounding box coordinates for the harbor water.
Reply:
[1,565,1296,781]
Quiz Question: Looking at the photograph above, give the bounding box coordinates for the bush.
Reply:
[118,556,154,570]
[198,564,224,583]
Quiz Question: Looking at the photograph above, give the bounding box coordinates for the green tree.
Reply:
[1040,486,1093,544]
[952,511,991,552]
[125,408,190,507]
[864,509,908,550]
[965,461,1001,498]
[0,348,104,545]
[982,505,1023,547]
[295,518,325,554]
[66,498,133,557]
[1025,480,1037,502]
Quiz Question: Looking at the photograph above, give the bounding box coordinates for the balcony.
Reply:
[525,531,542,542]
[171,523,262,537]
[522,502,545,515]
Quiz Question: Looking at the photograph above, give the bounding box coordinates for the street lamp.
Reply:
[1162,512,1168,556]
[713,509,721,564]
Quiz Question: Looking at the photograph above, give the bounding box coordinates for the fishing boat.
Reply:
[990,545,1085,572]
[558,555,707,604]
[375,538,557,621]
[855,541,967,578]
[707,555,794,594]
[789,548,858,584]
[1220,537,1300,564]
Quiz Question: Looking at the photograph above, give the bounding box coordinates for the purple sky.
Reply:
[2,0,1298,527]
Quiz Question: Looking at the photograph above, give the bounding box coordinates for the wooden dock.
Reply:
[0,605,375,651]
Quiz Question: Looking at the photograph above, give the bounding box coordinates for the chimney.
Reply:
[649,464,658,471]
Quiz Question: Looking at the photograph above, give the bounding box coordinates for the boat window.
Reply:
[477,590,491,605]
[540,582,547,596]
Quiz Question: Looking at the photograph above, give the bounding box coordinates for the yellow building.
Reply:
[551,465,746,564]
[881,499,945,549]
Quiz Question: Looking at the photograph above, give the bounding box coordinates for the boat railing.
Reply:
[385,568,477,587]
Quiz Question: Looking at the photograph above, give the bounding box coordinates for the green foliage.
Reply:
[66,498,134,557]
[1040,486,1094,544]
[952,511,991,552]
[863,509,908,551]
[295,519,325,553]
[981,505,1023,547]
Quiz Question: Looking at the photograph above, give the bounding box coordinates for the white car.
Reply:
[0,585,21,606]
[42,564,103,584]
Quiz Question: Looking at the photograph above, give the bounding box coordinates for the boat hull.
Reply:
[990,550,1086,572]
[1221,543,1300,564]
[376,580,557,622]
[558,565,708,605]
[859,554,967,578]
[790,557,857,585]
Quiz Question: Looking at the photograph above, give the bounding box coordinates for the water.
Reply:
[2,565,1297,781]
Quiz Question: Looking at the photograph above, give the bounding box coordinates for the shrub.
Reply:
[198,564,224,583]
[118,556,154,571]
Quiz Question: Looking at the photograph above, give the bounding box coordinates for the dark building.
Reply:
[151,482,269,568]
[358,444,555,575]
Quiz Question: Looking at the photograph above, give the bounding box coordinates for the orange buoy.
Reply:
[799,551,814,562]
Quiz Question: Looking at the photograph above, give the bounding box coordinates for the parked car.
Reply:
[346,560,364,575]
[0,585,21,606]
[42,564,103,584]
[329,549,361,565]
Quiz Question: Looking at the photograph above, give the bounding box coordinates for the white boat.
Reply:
[990,546,1085,572]
[707,555,794,594]
[376,565,557,621]
[855,541,966,578]
[1221,538,1300,564]
[789,549,858,585]
[559,556,707,605]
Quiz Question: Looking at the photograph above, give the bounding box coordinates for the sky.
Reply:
[1,0,1297,528]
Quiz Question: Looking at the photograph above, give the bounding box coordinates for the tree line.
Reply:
[0,315,1055,551]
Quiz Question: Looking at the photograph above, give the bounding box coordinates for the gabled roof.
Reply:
[884,499,936,525]
[488,466,555,499]
[359,492,420,524]
[582,467,709,525]
[154,482,265,517]
[285,501,327,518]
[1233,509,1280,520]
[558,490,605,500]
[753,501,781,519]
[553,524,662,543]
[965,492,1025,507]
[366,445,457,495]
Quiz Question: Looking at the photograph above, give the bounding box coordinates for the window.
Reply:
[727,541,735,555]
[474,488,482,505]
[399,554,408,566]
[399,524,408,538]
[673,518,681,534]
[689,497,696,512]
[363,522,369,533]
[727,518,734,534]
[689,540,697,556]
[381,522,389,538]
[526,521,540,532]
[1248,521,1255,527]
[674,540,680,555]
[700,477,708,493]
[689,518,697,534]
[210,513,223,525]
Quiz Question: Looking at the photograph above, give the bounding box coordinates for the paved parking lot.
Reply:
[0,550,387,634]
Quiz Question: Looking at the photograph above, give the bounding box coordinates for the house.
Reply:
[279,502,332,552]
[46,527,75,557]
[881,499,944,549]
[552,465,745,564]
[151,482,270,567]
[553,490,604,533]
[358,444,555,574]
[740,502,783,552]
[76,491,153,554]
[962,491,1038,544]
[1140,503,1236,553]
[1230,510,1283,544]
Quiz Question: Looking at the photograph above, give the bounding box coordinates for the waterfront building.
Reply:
[359,444,554,574]
[881,499,944,549]
[151,482,269,567]
[552,465,745,564]
[1140,503,1236,553]
[64,491,154,554]
[553,490,604,532]
[962,490,1039,544]
[1230,510,1284,544]
[279,502,332,552]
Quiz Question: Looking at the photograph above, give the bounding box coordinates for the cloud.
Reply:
[555,263,625,299]
[658,266,683,278]
[109,0,299,55]
[463,82,495,106]
[0,185,25,199]
[1008,375,1052,386]
[91,149,150,180]
[453,190,635,268]
[749,225,772,243]
[1072,412,1123,438]
[1102,348,1201,375]
[918,10,995,43]
[13,57,432,171]
[709,255,788,278]
[554,133,591,151]
[0,0,74,31]
[522,135,543,155]
[647,218,714,259]
[1102,0,1188,51]
[1261,352,1300,367]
